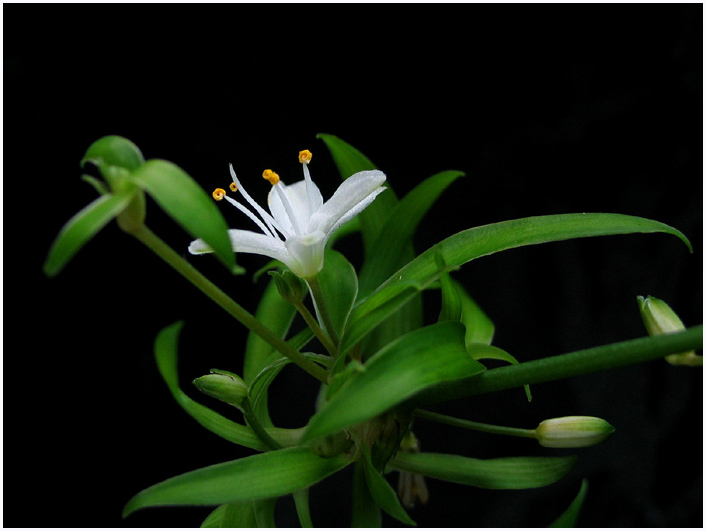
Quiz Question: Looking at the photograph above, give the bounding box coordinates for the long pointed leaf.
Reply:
[130,159,236,271]
[550,479,589,527]
[390,452,577,490]
[361,451,415,525]
[44,192,133,276]
[302,322,485,442]
[123,447,349,517]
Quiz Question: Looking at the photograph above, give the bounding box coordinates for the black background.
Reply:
[6,4,702,528]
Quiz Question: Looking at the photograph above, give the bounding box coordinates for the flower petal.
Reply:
[284,231,327,279]
[309,170,387,236]
[268,181,319,236]
[190,229,292,268]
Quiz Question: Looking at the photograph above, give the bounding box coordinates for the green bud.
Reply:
[535,416,615,448]
[637,296,701,366]
[193,369,247,408]
[269,269,308,304]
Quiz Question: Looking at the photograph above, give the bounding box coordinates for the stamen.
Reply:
[298,150,312,164]
[229,164,289,239]
[262,169,280,185]
[212,188,226,201]
[222,195,276,239]
[229,182,238,192]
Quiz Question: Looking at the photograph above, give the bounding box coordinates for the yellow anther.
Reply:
[229,182,238,192]
[262,169,280,185]
[212,188,226,201]
[298,150,313,164]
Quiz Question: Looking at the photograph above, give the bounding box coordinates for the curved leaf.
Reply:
[361,451,415,525]
[154,321,302,450]
[302,322,485,442]
[550,479,589,527]
[130,159,236,271]
[44,192,133,276]
[80,135,145,172]
[390,452,577,490]
[315,249,358,341]
[123,447,349,517]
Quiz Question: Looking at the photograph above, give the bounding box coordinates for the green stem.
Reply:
[294,301,337,357]
[412,326,703,406]
[306,276,340,349]
[131,225,329,384]
[242,401,282,451]
[414,409,536,439]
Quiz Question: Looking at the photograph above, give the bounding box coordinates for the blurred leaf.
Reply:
[201,501,258,527]
[549,479,589,527]
[130,159,236,271]
[80,135,145,173]
[361,451,415,526]
[352,462,383,527]
[123,447,349,517]
[315,249,358,340]
[302,322,485,442]
[44,192,133,276]
[358,170,464,296]
[390,452,577,490]
[293,489,313,528]
[154,321,302,450]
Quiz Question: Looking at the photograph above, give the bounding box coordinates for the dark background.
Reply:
[6,4,702,528]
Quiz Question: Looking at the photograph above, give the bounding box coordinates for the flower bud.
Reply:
[535,416,615,448]
[193,370,247,408]
[637,296,701,366]
[269,269,308,304]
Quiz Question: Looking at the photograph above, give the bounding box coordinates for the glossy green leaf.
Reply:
[80,135,145,173]
[44,192,133,276]
[130,159,236,271]
[361,451,415,526]
[123,447,349,517]
[315,249,358,340]
[380,214,692,294]
[154,321,302,450]
[302,322,485,442]
[390,452,577,490]
[358,170,464,296]
[549,479,589,527]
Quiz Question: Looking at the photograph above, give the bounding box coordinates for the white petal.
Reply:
[308,170,386,235]
[189,229,293,268]
[284,231,326,279]
[268,181,316,235]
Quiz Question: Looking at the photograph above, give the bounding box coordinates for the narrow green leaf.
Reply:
[315,249,358,340]
[380,213,692,294]
[352,462,383,527]
[302,322,486,442]
[455,280,495,345]
[358,170,464,296]
[130,159,236,271]
[437,256,462,323]
[201,501,258,528]
[80,135,145,172]
[293,489,313,528]
[550,479,589,527]
[390,452,577,490]
[44,192,133,276]
[154,321,302,450]
[466,342,533,402]
[253,497,278,527]
[362,451,416,526]
[123,447,349,517]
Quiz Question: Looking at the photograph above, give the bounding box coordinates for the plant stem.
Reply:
[412,326,703,406]
[294,301,337,357]
[131,225,329,384]
[241,401,282,451]
[306,276,340,350]
[414,409,537,439]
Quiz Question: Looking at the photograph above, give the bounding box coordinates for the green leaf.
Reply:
[358,170,464,296]
[154,321,302,450]
[201,501,258,527]
[390,452,577,490]
[44,192,133,276]
[80,135,145,173]
[380,213,692,293]
[293,489,313,528]
[123,447,349,517]
[130,159,236,271]
[315,249,358,340]
[302,322,486,442]
[549,479,589,527]
[351,462,383,527]
[466,342,533,401]
[437,255,462,323]
[454,280,495,345]
[361,451,416,526]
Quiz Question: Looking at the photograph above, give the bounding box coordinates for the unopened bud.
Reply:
[535,416,614,448]
[269,269,307,304]
[193,370,247,408]
[637,296,701,366]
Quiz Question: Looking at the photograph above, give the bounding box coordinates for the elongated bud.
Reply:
[269,269,307,304]
[535,416,615,448]
[193,370,247,408]
[637,296,701,366]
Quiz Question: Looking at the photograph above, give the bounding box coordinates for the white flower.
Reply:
[189,150,386,279]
